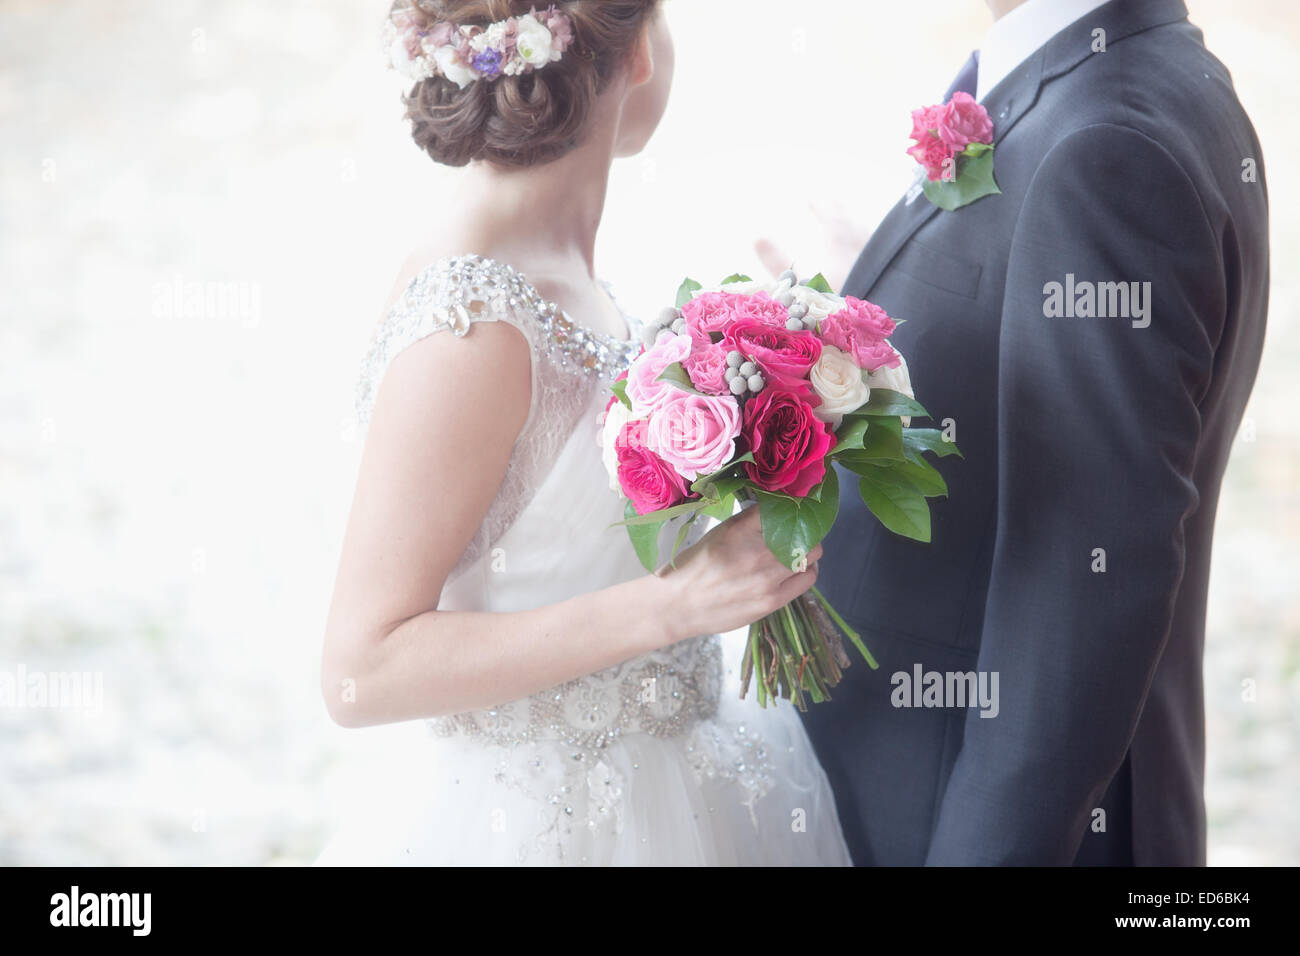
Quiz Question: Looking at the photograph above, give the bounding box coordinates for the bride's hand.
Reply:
[655,506,822,642]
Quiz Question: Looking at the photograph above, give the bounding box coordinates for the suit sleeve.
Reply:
[924,123,1225,864]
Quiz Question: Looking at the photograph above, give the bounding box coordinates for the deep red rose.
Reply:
[722,319,822,393]
[616,420,691,515]
[741,388,835,498]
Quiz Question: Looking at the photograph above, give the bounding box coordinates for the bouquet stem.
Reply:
[742,587,878,711]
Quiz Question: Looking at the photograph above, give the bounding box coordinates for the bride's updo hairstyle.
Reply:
[390,0,662,168]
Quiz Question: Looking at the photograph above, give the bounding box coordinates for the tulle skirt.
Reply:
[315,689,851,867]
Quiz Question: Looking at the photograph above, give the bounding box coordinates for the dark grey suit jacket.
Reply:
[802,0,1268,865]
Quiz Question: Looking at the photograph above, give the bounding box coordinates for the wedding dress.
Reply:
[315,255,851,866]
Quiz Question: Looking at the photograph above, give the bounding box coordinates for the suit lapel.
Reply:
[843,0,1191,300]
[844,51,1044,299]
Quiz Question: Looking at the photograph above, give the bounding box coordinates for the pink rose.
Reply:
[682,342,732,396]
[819,297,902,372]
[742,388,835,498]
[645,389,742,481]
[544,6,574,53]
[616,420,691,516]
[722,318,822,393]
[426,21,456,49]
[909,103,947,142]
[625,332,691,415]
[681,292,738,347]
[935,91,994,151]
[907,135,957,182]
[729,292,791,329]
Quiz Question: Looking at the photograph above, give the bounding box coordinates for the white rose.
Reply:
[865,351,914,426]
[599,401,634,494]
[432,44,477,89]
[810,345,871,430]
[513,15,556,68]
[790,285,844,323]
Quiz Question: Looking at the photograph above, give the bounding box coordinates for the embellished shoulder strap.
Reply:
[355,255,541,424]
[355,254,640,424]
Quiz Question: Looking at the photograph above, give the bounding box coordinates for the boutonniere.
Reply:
[906,92,1000,211]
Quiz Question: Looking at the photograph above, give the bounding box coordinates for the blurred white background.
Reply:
[1,0,1296,865]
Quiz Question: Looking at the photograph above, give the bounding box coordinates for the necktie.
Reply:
[944,49,980,101]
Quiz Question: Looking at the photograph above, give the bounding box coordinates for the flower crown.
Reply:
[384,4,575,89]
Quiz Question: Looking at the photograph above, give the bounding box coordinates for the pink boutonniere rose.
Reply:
[907,91,1000,211]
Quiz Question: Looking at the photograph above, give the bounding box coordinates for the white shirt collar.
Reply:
[976,0,1110,101]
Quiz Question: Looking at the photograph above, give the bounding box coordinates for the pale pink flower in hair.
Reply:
[502,18,520,59]
[427,21,456,49]
[392,6,426,33]
[543,4,575,53]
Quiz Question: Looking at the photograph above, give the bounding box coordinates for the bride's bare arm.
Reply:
[322,324,818,728]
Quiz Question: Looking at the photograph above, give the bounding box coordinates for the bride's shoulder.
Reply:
[356,252,558,425]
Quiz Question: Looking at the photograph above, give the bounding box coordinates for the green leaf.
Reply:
[962,141,993,158]
[831,417,870,455]
[755,470,840,570]
[857,470,932,542]
[700,493,736,522]
[894,456,949,497]
[689,452,755,495]
[619,496,712,526]
[803,273,834,293]
[610,377,631,410]
[921,143,1001,212]
[668,514,697,568]
[720,273,753,285]
[656,362,705,395]
[675,278,702,308]
[811,467,840,521]
[703,474,748,502]
[902,427,963,461]
[863,456,948,498]
[837,416,905,467]
[624,500,664,571]
[851,387,930,419]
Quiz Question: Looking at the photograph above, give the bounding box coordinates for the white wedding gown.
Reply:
[315,255,851,866]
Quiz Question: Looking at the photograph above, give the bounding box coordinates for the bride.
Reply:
[316,0,851,866]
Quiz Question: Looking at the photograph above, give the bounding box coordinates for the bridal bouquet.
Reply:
[600,270,960,709]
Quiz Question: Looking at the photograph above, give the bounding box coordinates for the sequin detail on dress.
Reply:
[356,254,642,425]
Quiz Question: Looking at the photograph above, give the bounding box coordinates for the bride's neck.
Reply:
[457,113,618,281]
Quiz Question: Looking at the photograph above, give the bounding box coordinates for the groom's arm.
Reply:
[924,124,1224,865]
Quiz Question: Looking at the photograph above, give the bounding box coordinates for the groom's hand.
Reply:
[754,238,795,283]
[754,202,872,291]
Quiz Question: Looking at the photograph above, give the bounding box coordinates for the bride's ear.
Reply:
[626,20,656,87]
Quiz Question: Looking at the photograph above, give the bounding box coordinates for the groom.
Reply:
[801,0,1269,865]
